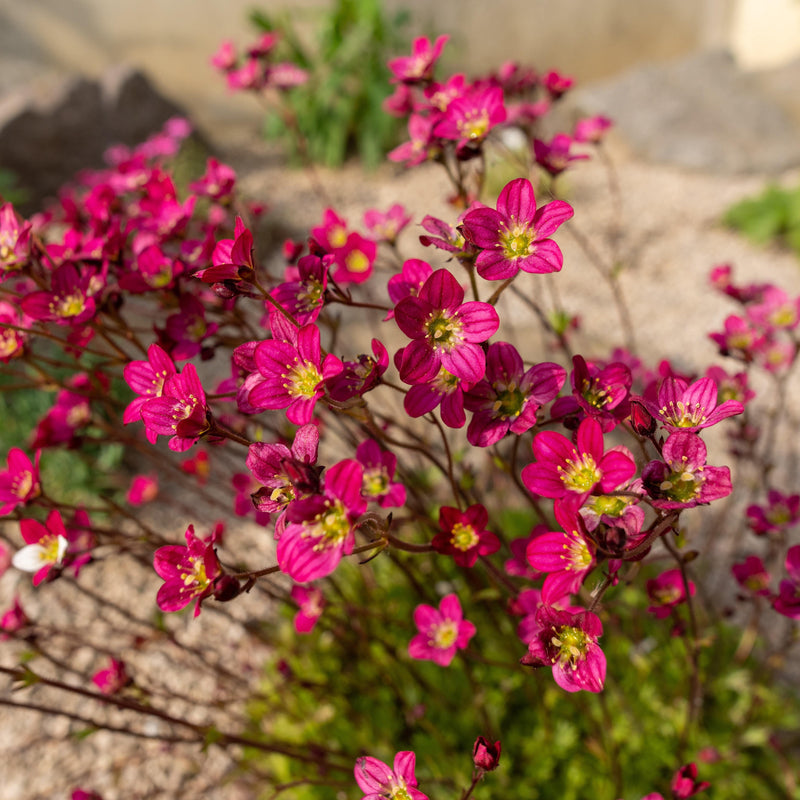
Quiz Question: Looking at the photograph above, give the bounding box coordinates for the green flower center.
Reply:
[270,484,295,507]
[450,522,479,551]
[389,782,412,800]
[652,585,682,605]
[285,362,323,398]
[425,312,462,351]
[432,619,458,649]
[500,222,534,260]
[581,378,610,409]
[52,292,86,318]
[590,495,628,518]
[458,110,490,140]
[770,306,797,327]
[558,453,601,493]
[566,535,593,570]
[362,466,389,498]
[298,280,325,311]
[493,381,525,419]
[659,465,700,503]
[182,555,210,590]
[433,366,459,393]
[551,625,590,670]
[767,504,791,526]
[308,500,350,551]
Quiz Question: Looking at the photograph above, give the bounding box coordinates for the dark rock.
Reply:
[569,50,800,174]
[0,65,189,211]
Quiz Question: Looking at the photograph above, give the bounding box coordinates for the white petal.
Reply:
[55,535,68,564]
[12,544,48,573]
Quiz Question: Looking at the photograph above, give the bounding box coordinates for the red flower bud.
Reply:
[472,736,501,772]
[671,763,709,798]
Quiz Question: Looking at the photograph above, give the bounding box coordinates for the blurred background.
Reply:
[2,0,799,135]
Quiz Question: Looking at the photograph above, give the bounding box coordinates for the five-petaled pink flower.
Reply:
[464,342,565,447]
[408,593,476,667]
[432,504,500,567]
[526,498,596,604]
[277,459,366,583]
[642,431,732,510]
[395,268,499,385]
[461,178,573,280]
[354,750,428,800]
[521,605,606,693]
[140,363,210,451]
[646,568,695,619]
[91,658,131,695]
[0,448,41,516]
[244,315,342,425]
[291,584,325,634]
[645,375,743,432]
[153,524,222,617]
[522,417,636,501]
[388,34,449,84]
[123,343,178,442]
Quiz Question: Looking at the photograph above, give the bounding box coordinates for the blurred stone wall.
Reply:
[1,0,799,135]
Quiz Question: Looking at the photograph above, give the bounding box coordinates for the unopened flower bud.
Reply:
[213,575,241,602]
[629,399,656,437]
[671,763,709,798]
[472,736,501,772]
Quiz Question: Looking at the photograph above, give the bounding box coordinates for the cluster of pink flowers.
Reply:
[11,27,800,800]
[709,263,800,373]
[211,32,308,91]
[384,36,608,201]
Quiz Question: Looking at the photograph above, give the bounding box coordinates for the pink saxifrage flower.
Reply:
[521,605,606,693]
[464,342,565,447]
[408,593,476,667]
[0,202,32,273]
[773,544,800,619]
[153,524,222,617]
[356,439,406,509]
[646,568,695,619]
[432,504,500,567]
[395,268,499,385]
[247,423,321,520]
[277,459,366,583]
[0,448,41,516]
[92,658,131,695]
[388,34,449,84]
[434,85,507,156]
[461,177,573,280]
[244,315,342,425]
[0,595,29,640]
[123,343,178,442]
[645,375,743,432]
[522,416,637,502]
[746,489,800,536]
[140,362,210,451]
[354,750,428,800]
[291,584,325,634]
[642,431,732,510]
[526,498,596,604]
